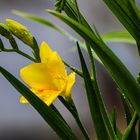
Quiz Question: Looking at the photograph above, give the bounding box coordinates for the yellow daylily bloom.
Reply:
[20,41,76,106]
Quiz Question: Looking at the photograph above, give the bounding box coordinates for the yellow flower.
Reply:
[20,41,76,106]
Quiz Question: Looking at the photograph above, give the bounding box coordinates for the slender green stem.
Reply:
[122,112,138,140]
[9,37,19,49]
[63,60,83,77]
[59,96,90,140]
[3,48,37,62]
[17,49,37,62]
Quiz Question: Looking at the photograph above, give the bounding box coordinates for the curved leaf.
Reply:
[77,43,111,140]
[103,0,140,54]
[102,31,136,44]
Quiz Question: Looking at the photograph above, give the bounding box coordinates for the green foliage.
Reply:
[103,0,140,54]
[48,10,140,119]
[54,0,66,12]
[77,43,112,140]
[122,112,138,140]
[102,31,136,44]
[121,94,137,140]
[1,0,140,139]
[13,10,102,64]
[58,96,90,140]
[13,10,89,53]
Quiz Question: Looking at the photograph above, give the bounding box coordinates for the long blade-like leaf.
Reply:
[48,10,140,119]
[122,112,138,140]
[103,0,140,54]
[77,43,112,140]
[70,2,117,138]
[13,10,80,44]
[102,31,136,44]
[0,66,78,140]
[121,94,137,140]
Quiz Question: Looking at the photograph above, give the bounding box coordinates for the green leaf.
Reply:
[122,112,138,140]
[138,121,140,140]
[102,31,136,44]
[103,0,140,54]
[13,10,102,64]
[0,66,78,140]
[116,129,122,140]
[110,108,122,140]
[121,93,133,125]
[85,43,117,140]
[13,10,81,45]
[48,10,140,120]
[71,2,117,138]
[82,30,136,65]
[64,0,93,32]
[120,93,137,140]
[111,107,117,135]
[54,0,66,13]
[77,43,112,140]
[58,97,90,140]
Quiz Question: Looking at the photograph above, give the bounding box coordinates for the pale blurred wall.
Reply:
[0,0,140,140]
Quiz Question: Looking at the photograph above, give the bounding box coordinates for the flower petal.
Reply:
[64,72,76,97]
[46,51,67,79]
[20,51,67,91]
[20,89,61,106]
[40,90,61,106]
[20,63,59,90]
[40,41,67,79]
[20,96,28,103]
[40,41,53,63]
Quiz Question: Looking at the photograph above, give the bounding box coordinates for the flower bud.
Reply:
[6,19,33,47]
[0,23,12,39]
